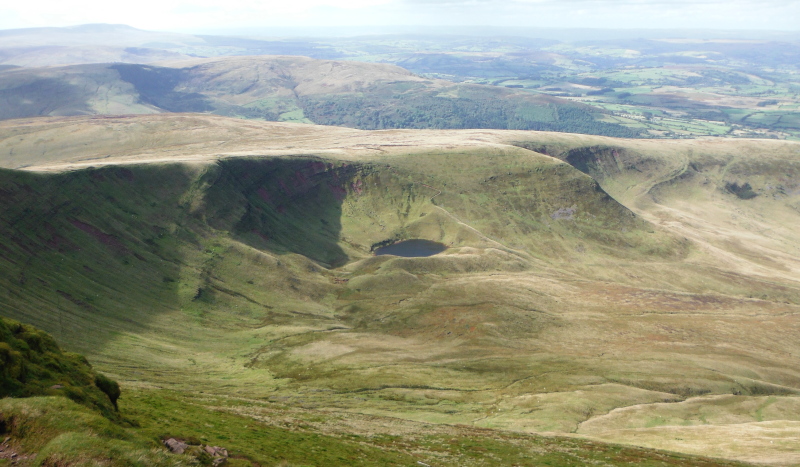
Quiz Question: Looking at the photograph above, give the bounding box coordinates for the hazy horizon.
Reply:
[2,23,800,44]
[2,0,799,35]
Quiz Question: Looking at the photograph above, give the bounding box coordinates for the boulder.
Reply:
[163,438,188,454]
[204,445,229,457]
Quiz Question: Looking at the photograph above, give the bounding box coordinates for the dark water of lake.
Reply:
[374,239,447,257]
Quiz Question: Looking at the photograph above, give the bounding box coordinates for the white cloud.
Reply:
[0,0,393,30]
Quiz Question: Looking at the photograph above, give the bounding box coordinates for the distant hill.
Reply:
[0,56,642,136]
[3,23,797,138]
[0,24,191,48]
[0,23,340,67]
[0,24,201,67]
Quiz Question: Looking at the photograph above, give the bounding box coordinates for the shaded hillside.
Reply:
[0,56,643,137]
[0,64,161,119]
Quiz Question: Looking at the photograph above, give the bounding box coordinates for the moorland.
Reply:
[0,24,799,467]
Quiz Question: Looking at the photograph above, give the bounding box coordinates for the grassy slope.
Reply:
[0,390,752,467]
[0,396,181,467]
[509,134,800,462]
[0,317,173,466]
[0,155,746,466]
[121,388,753,467]
[2,305,723,467]
[0,116,798,464]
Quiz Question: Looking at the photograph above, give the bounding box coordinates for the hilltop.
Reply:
[0,56,641,136]
[0,114,798,465]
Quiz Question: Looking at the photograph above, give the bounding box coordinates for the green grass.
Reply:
[121,388,753,467]
[0,396,183,466]
[0,317,119,418]
[1,388,753,466]
[0,135,799,465]
[124,390,419,466]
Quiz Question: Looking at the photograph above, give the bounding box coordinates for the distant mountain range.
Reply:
[0,23,340,67]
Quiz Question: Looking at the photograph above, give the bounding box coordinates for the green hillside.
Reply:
[0,150,674,356]
[0,159,743,466]
[0,115,799,465]
[0,56,642,137]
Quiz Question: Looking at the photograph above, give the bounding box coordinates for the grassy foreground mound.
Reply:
[0,317,174,466]
[0,397,180,467]
[0,317,119,417]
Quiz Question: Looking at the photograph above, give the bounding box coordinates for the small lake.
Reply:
[374,239,447,257]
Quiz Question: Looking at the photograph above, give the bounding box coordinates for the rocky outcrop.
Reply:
[163,438,229,465]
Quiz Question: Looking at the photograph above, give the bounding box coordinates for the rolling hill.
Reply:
[0,23,342,67]
[4,23,797,139]
[0,56,643,137]
[0,114,798,465]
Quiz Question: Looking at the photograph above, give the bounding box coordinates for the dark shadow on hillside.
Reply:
[0,76,91,120]
[511,142,629,184]
[0,157,355,355]
[201,157,351,268]
[0,164,196,353]
[563,146,627,183]
[111,64,213,113]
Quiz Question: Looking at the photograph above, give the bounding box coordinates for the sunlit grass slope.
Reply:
[0,390,753,467]
[2,319,739,466]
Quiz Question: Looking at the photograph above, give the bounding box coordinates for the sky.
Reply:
[1,0,799,33]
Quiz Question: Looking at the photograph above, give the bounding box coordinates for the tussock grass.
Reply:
[0,317,119,417]
[0,396,183,466]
